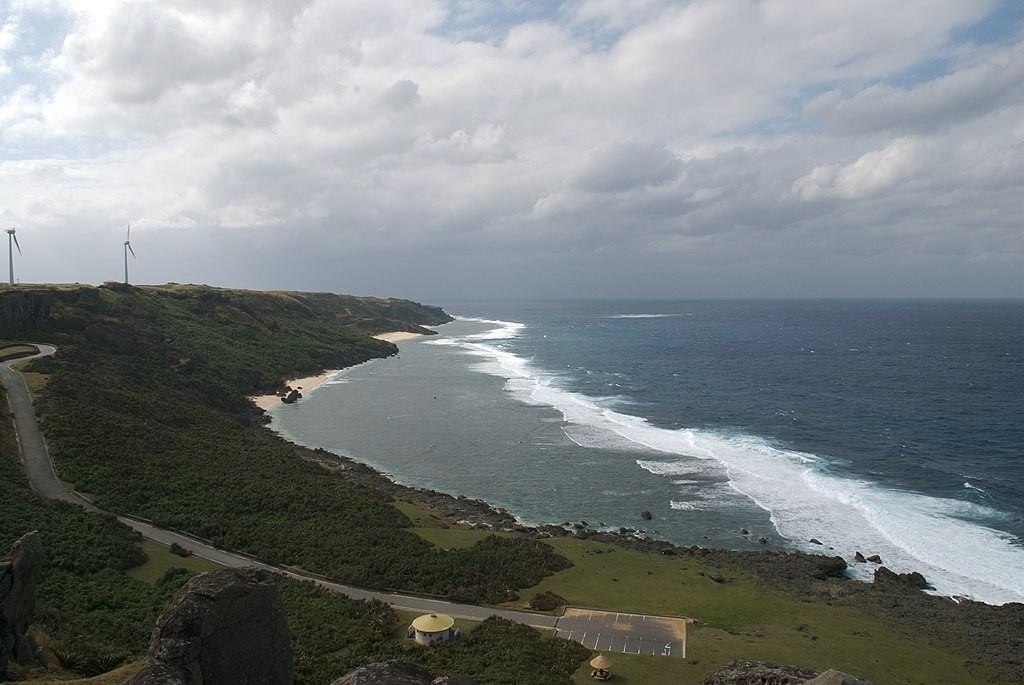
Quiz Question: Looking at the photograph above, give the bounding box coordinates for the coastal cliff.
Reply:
[1,284,1020,684]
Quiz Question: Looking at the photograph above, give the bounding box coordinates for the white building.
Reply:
[408,613,459,646]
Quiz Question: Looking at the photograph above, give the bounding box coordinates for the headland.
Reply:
[0,284,1019,685]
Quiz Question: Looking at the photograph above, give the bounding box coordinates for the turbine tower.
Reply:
[6,228,20,286]
[123,224,136,284]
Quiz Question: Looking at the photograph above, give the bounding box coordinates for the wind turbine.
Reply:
[123,224,136,284]
[6,228,20,286]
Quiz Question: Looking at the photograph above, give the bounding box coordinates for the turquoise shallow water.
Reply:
[270,300,1024,605]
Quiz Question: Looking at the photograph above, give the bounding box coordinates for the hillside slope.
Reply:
[1,284,570,601]
[0,284,590,683]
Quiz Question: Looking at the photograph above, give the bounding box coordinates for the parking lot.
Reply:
[553,608,687,657]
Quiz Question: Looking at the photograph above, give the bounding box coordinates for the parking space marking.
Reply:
[554,608,687,659]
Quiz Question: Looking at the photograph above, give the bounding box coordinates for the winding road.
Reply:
[1,344,687,655]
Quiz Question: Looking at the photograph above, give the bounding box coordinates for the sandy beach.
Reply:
[249,330,425,411]
[373,330,428,343]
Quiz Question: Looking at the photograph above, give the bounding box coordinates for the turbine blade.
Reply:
[127,224,131,241]
[12,234,21,255]
[128,242,136,257]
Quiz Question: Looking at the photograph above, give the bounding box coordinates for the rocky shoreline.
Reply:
[289,439,1023,685]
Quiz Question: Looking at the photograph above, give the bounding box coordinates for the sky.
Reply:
[1,0,1022,301]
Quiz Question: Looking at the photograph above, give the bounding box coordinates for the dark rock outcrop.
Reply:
[330,661,434,685]
[700,661,817,684]
[128,664,191,685]
[129,568,292,685]
[873,566,929,590]
[803,670,872,684]
[329,662,480,685]
[1,531,44,677]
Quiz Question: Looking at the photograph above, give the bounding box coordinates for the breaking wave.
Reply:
[430,317,1024,605]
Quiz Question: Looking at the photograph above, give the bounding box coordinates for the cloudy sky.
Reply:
[1,0,1022,300]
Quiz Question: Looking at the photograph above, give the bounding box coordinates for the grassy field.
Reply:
[508,538,995,685]
[412,526,515,550]
[393,499,447,528]
[125,540,224,585]
[405,514,994,682]
[0,343,39,361]
[397,499,518,551]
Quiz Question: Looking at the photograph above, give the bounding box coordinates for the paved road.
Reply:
[0,345,87,508]
[0,345,555,628]
[2,345,687,654]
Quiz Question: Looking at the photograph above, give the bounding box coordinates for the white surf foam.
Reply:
[431,317,1024,605]
[604,313,680,319]
[670,500,709,511]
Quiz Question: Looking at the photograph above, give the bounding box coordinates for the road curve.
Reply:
[0,345,556,629]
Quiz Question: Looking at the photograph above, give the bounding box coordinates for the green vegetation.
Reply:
[5,283,1007,684]
[0,343,39,361]
[285,584,586,685]
[0,401,188,676]
[7,284,568,605]
[413,526,515,550]
[124,540,222,585]
[2,284,589,683]
[392,499,447,528]
[11,363,50,397]
[521,538,999,685]
[421,617,589,685]
[3,393,586,683]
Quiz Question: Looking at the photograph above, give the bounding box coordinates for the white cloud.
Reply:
[793,138,925,200]
[0,0,1020,296]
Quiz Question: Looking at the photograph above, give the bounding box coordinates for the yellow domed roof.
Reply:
[412,613,455,633]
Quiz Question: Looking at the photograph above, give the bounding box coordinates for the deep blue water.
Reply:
[272,299,1024,604]
[459,300,1024,521]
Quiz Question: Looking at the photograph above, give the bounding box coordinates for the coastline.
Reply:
[278,426,1024,684]
[249,321,1023,683]
[373,330,428,343]
[249,330,426,411]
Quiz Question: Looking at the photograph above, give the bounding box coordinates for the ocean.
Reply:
[270,300,1024,605]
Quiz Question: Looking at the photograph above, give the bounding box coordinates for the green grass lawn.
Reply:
[514,538,994,685]
[393,499,448,528]
[0,343,39,361]
[410,526,514,550]
[125,540,224,585]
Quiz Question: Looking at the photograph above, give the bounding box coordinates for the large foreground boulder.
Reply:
[1,531,44,678]
[701,661,872,685]
[330,661,479,685]
[129,568,292,685]
[330,661,433,685]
